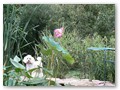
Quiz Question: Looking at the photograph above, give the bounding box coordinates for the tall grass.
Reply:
[3,5,21,66]
[58,30,115,82]
[3,5,38,67]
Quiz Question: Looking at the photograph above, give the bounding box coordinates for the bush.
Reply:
[36,35,74,78]
[4,4,113,57]
[18,4,115,55]
[59,31,115,82]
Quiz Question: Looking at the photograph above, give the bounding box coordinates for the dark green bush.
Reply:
[17,4,115,55]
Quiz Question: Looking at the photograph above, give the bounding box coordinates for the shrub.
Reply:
[58,30,115,82]
[18,4,115,55]
[36,35,74,78]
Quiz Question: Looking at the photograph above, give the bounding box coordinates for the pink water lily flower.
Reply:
[54,27,64,38]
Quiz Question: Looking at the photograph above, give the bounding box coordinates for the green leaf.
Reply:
[47,79,56,85]
[37,44,52,55]
[63,54,75,64]
[15,68,23,73]
[3,73,7,77]
[10,58,25,69]
[13,55,21,62]
[24,72,33,78]
[23,77,46,85]
[28,68,38,73]
[8,70,16,77]
[42,49,52,55]
[42,36,49,42]
[7,78,16,86]
[42,67,53,76]
[42,36,68,54]
[3,66,11,70]
[42,36,74,64]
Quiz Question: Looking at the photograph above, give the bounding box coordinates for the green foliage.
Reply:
[3,4,115,61]
[22,77,48,86]
[3,55,31,86]
[3,4,34,67]
[13,55,21,62]
[10,56,25,69]
[78,5,115,37]
[3,55,59,86]
[3,5,21,65]
[36,36,74,78]
[65,70,80,79]
[42,36,74,64]
[60,30,115,82]
[3,4,115,85]
[48,4,115,37]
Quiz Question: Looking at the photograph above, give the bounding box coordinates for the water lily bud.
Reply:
[54,27,64,38]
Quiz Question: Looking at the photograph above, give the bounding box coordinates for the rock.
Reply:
[46,78,115,86]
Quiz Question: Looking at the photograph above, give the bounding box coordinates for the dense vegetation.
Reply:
[3,4,115,86]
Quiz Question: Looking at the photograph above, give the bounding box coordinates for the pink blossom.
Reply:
[54,27,64,38]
